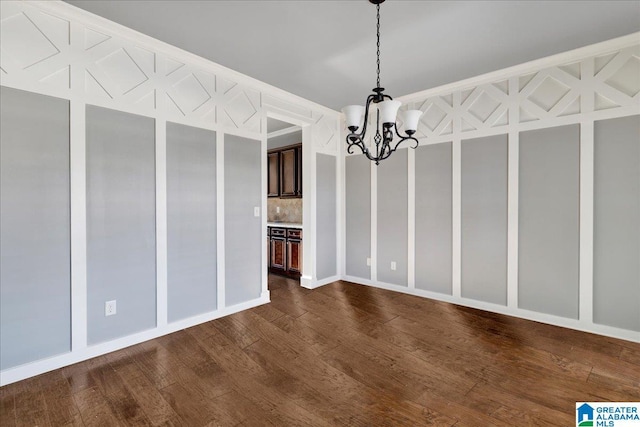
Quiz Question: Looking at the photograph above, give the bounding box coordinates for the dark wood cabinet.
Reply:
[268,226,302,278]
[267,143,302,198]
[287,228,302,274]
[267,152,279,197]
[280,147,297,197]
[296,147,302,196]
[269,227,286,273]
[270,237,286,271]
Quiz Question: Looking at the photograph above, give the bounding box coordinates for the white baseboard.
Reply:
[0,295,269,387]
[300,275,313,288]
[301,275,340,290]
[342,275,640,344]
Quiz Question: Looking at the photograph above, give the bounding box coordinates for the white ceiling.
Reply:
[66,0,640,111]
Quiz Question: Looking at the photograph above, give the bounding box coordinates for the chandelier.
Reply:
[342,0,423,165]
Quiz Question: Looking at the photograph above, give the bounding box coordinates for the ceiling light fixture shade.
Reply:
[342,0,423,165]
[342,105,365,129]
[378,100,401,124]
[402,109,423,132]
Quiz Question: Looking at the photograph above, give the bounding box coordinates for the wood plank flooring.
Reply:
[1,275,638,426]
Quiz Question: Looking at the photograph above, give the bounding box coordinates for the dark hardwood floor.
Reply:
[1,275,638,426]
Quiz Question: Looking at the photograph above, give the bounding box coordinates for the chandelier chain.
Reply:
[376,3,380,89]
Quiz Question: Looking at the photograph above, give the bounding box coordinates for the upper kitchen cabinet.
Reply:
[268,143,302,198]
[280,146,297,197]
[267,152,280,197]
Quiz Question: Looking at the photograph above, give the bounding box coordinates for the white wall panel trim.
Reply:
[407,147,416,289]
[370,156,378,283]
[506,77,520,309]
[216,132,226,309]
[451,137,462,299]
[579,122,595,323]
[155,114,168,328]
[579,58,596,324]
[70,98,87,351]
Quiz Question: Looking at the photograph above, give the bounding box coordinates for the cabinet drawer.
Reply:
[270,227,286,237]
[287,229,302,239]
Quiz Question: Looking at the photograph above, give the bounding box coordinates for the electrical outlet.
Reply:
[254,207,260,217]
[105,300,116,316]
[276,206,280,214]
[366,257,371,266]
[390,261,397,271]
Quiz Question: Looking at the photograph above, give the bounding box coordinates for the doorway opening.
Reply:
[266,117,303,284]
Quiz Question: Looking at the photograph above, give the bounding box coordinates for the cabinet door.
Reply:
[268,152,280,197]
[280,148,296,197]
[287,240,302,274]
[296,146,302,196]
[270,237,286,270]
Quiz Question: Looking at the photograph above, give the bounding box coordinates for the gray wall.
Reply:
[316,154,337,280]
[519,125,579,319]
[86,106,157,344]
[378,149,408,286]
[0,87,71,370]
[345,155,371,279]
[267,130,301,150]
[225,135,262,306]
[461,135,508,305]
[593,115,640,331]
[415,142,452,295]
[167,122,217,322]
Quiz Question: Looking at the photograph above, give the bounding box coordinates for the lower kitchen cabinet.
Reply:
[286,228,302,275]
[268,226,302,278]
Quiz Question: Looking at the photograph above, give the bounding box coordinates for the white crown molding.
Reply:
[396,32,640,104]
[267,125,301,140]
[28,0,340,119]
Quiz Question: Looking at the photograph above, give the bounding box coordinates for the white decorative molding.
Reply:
[0,0,340,137]
[267,124,301,139]
[312,112,339,154]
[344,36,640,157]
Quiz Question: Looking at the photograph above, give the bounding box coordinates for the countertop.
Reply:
[267,222,303,229]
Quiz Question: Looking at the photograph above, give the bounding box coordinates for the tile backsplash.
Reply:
[267,198,302,223]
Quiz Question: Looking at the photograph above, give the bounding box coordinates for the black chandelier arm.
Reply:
[353,91,395,140]
[345,134,364,154]
[346,133,374,159]
[377,143,394,163]
[391,135,419,152]
[392,123,420,149]
[345,132,390,165]
[353,93,379,139]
